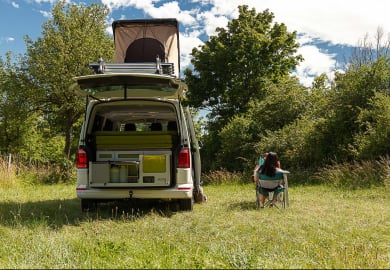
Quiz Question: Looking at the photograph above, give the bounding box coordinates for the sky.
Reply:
[1,0,390,86]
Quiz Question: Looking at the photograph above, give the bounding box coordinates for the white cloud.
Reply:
[11,1,19,8]
[6,37,15,43]
[179,31,204,68]
[102,0,197,26]
[39,10,51,18]
[147,2,197,26]
[0,37,15,46]
[295,45,338,86]
[196,10,229,37]
[188,0,390,47]
[233,0,390,46]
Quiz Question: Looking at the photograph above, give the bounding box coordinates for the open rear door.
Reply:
[74,73,187,99]
[112,19,180,78]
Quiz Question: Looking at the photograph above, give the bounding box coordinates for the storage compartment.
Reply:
[141,154,170,185]
[89,150,171,187]
[89,162,110,183]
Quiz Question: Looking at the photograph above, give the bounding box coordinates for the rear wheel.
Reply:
[179,198,193,211]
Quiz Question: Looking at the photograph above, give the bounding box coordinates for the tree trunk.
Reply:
[64,114,73,158]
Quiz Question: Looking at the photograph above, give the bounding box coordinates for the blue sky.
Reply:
[1,0,390,86]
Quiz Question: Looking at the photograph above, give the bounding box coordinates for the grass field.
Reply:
[0,182,389,269]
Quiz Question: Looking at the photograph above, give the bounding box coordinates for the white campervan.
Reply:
[74,19,201,211]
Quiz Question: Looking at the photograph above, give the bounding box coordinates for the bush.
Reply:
[18,158,76,185]
[202,168,249,185]
[353,92,390,159]
[313,157,390,189]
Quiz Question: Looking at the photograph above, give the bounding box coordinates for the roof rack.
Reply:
[89,57,175,77]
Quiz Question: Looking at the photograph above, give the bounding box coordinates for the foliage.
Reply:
[201,168,247,185]
[0,53,41,155]
[217,115,254,172]
[0,183,388,268]
[313,158,390,190]
[17,159,76,185]
[185,5,302,123]
[318,57,390,162]
[248,77,308,134]
[255,116,316,169]
[189,9,390,175]
[2,1,390,185]
[24,0,114,157]
[353,92,390,159]
[203,77,309,171]
[0,54,76,176]
[184,6,303,172]
[257,58,390,171]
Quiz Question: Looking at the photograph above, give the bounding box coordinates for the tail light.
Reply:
[178,147,190,168]
[77,147,88,169]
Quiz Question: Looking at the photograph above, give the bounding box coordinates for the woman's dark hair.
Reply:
[259,152,279,177]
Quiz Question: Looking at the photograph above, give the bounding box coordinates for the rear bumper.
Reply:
[76,184,192,200]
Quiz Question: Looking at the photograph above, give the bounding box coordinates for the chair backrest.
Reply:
[258,173,283,189]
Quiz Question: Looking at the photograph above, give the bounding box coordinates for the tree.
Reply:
[201,77,308,171]
[350,27,390,67]
[354,92,390,159]
[0,53,39,156]
[184,5,303,171]
[185,5,302,122]
[328,58,390,160]
[25,1,114,158]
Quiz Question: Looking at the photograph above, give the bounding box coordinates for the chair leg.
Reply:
[256,191,265,209]
[275,191,285,209]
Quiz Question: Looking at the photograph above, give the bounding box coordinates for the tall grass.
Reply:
[0,159,18,188]
[0,160,389,268]
[314,158,390,189]
[0,156,76,187]
[202,168,248,185]
[0,180,389,268]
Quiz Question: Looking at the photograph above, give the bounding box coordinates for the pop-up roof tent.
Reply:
[112,19,180,78]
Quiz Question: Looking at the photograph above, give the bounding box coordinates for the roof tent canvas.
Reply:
[112,19,180,77]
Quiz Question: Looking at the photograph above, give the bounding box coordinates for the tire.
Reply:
[179,198,193,211]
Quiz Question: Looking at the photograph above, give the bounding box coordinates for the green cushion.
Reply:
[95,131,174,149]
[258,173,284,181]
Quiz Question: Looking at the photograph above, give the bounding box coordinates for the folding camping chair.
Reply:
[255,170,290,209]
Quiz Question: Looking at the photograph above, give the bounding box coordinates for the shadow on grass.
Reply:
[0,198,178,229]
[228,200,258,211]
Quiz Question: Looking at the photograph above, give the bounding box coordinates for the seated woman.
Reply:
[254,152,284,208]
